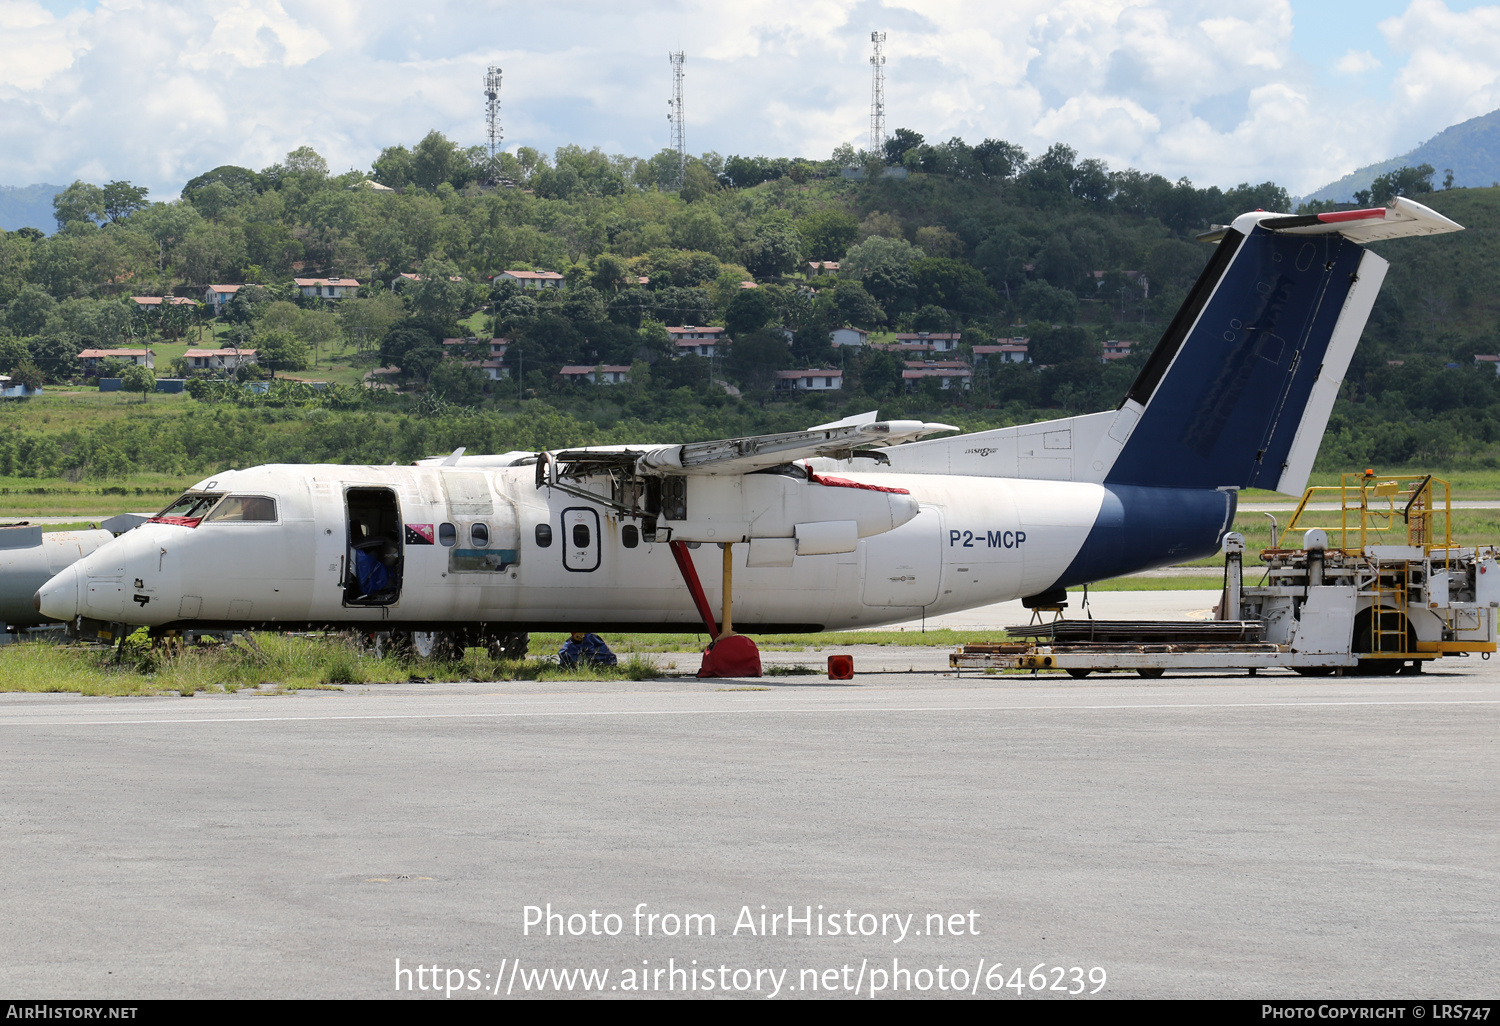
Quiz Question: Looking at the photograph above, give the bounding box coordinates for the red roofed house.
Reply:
[203,284,242,315]
[78,349,155,373]
[1102,339,1132,362]
[560,365,631,385]
[806,261,840,276]
[130,296,195,310]
[496,270,565,290]
[294,277,360,300]
[184,348,257,372]
[667,326,726,358]
[1475,355,1500,375]
[903,364,972,391]
[894,331,961,352]
[973,338,1030,364]
[774,369,843,391]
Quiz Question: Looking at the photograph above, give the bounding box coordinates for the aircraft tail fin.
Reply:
[1102,200,1459,495]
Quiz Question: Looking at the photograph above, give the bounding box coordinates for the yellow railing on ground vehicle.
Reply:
[1272,473,1452,556]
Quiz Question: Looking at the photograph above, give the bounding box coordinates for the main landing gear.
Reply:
[669,540,761,678]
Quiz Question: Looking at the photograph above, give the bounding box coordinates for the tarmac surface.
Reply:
[1,637,1496,1000]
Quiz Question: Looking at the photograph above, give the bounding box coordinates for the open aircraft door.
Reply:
[860,508,942,606]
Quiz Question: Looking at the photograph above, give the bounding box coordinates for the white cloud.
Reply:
[0,0,1494,199]
[1334,49,1381,74]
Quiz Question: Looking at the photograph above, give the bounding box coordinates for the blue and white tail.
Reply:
[886,197,1462,496]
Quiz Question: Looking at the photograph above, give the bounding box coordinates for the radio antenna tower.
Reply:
[668,51,686,188]
[484,66,503,160]
[869,32,887,154]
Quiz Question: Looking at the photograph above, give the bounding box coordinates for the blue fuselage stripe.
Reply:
[1053,485,1235,589]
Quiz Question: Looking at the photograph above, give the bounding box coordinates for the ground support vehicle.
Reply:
[951,475,1500,677]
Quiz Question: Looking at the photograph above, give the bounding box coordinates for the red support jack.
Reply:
[668,539,761,678]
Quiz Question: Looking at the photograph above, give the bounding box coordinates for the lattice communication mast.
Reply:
[668,51,686,188]
[869,32,887,154]
[485,66,503,160]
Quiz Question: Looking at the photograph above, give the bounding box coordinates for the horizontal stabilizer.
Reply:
[1248,196,1463,243]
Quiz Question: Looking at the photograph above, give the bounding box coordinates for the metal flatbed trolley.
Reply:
[952,474,1500,677]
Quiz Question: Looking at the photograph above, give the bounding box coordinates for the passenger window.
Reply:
[439,523,456,547]
[535,524,552,548]
[204,496,277,522]
[471,523,489,548]
[622,524,639,548]
[573,523,591,547]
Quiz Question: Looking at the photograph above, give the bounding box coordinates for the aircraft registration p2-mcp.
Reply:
[34,200,1465,674]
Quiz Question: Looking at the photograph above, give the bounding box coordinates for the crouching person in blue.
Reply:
[559,631,618,669]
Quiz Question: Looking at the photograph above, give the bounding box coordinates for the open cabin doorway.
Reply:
[345,487,403,606]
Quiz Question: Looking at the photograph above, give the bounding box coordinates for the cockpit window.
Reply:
[150,492,224,526]
[203,495,278,523]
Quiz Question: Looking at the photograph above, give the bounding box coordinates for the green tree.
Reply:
[427,360,486,403]
[724,329,792,393]
[679,161,718,203]
[725,288,776,337]
[52,181,105,229]
[254,328,311,378]
[101,181,150,223]
[798,210,860,261]
[831,280,885,327]
[10,359,43,392]
[742,220,802,278]
[119,362,155,402]
[1370,164,1436,205]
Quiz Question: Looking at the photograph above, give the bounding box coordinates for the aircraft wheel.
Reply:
[1136,668,1165,679]
[411,631,463,661]
[487,632,530,661]
[1065,668,1092,679]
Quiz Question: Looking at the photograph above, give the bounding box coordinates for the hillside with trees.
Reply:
[1,131,1498,484]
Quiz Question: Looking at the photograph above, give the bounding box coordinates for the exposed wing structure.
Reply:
[621,418,957,476]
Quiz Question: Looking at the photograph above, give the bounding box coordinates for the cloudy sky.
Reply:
[2,0,1498,198]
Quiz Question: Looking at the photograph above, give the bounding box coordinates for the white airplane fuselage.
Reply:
[36,461,1232,633]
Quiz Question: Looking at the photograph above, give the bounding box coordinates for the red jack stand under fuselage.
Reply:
[668,539,762,678]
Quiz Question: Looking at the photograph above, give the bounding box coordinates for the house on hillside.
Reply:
[1474,354,1500,375]
[973,339,1030,364]
[902,362,972,391]
[894,331,961,352]
[294,277,360,300]
[806,261,840,276]
[830,327,870,347]
[495,270,565,290]
[1102,339,1132,362]
[560,364,631,385]
[774,369,843,391]
[184,348,257,372]
[203,284,242,315]
[667,326,726,358]
[78,349,155,373]
[130,296,195,310]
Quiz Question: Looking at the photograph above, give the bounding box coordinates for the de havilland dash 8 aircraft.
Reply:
[35,199,1463,673]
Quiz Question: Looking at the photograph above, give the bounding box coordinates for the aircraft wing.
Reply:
[552,415,957,477]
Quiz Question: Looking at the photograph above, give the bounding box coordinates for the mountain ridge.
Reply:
[1303,108,1500,203]
[0,184,64,233]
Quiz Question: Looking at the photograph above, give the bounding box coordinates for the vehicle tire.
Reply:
[1065,668,1092,679]
[411,631,463,661]
[1137,668,1165,679]
[487,631,530,661]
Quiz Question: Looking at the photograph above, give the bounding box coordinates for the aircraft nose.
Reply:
[36,564,82,622]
